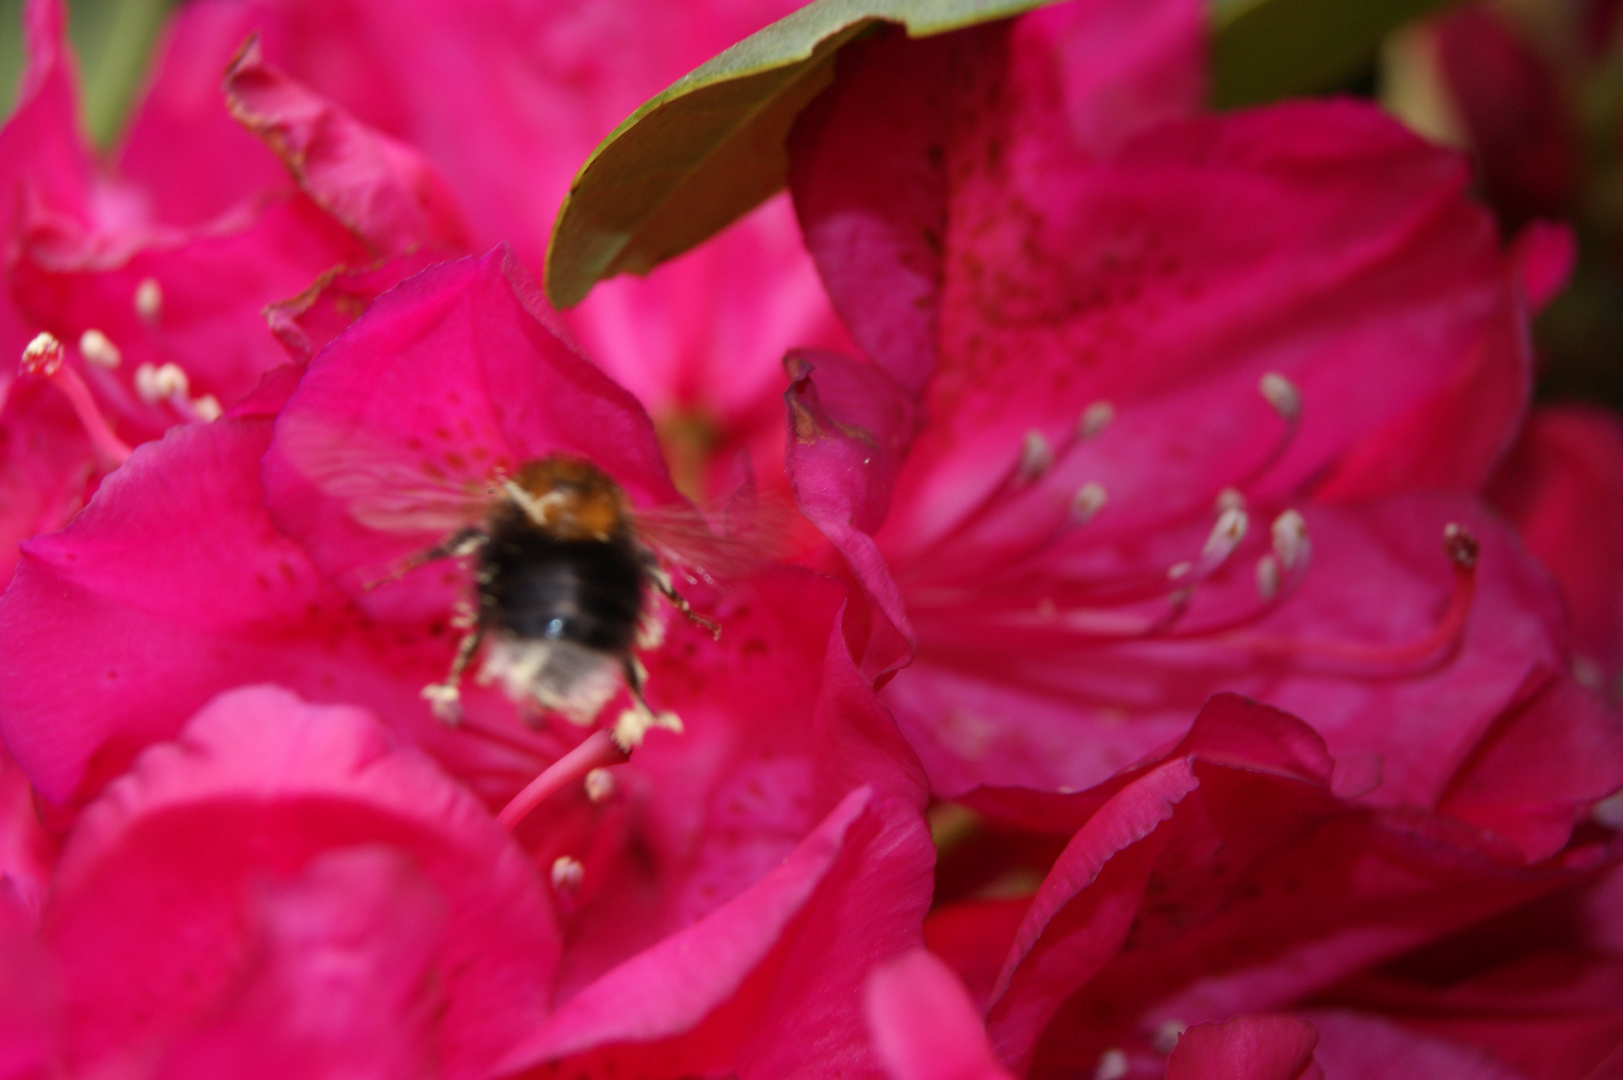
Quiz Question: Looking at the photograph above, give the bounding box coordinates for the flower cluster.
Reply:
[0,0,1619,1077]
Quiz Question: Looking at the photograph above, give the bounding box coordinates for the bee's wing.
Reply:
[634,496,790,586]
[289,435,491,535]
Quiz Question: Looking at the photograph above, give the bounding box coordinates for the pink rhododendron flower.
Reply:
[2,0,1621,1074]
[1423,4,1581,231]
[0,680,930,1079]
[0,0,849,590]
[121,0,855,500]
[0,246,935,1076]
[781,0,1598,813]
[34,685,558,1079]
[0,0,446,588]
[919,693,1621,1078]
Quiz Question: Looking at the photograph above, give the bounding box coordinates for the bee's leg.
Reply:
[422,624,484,725]
[611,654,683,752]
[367,527,487,590]
[646,565,720,640]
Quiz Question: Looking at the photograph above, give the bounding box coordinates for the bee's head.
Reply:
[508,454,630,540]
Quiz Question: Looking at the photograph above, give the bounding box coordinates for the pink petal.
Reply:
[497,787,935,1079]
[961,695,1609,1074]
[1164,1016,1322,1080]
[1490,405,1623,688]
[153,847,450,1080]
[223,39,470,256]
[0,883,57,1080]
[1302,1010,1526,1080]
[1434,5,1580,228]
[0,378,95,591]
[540,567,929,997]
[0,416,522,809]
[1317,878,1623,1080]
[45,686,558,1080]
[784,350,921,676]
[1511,220,1577,312]
[1438,673,1623,862]
[792,18,1522,543]
[262,246,680,602]
[263,252,445,362]
[1015,0,1206,154]
[1309,258,1530,499]
[565,194,858,504]
[789,0,1206,396]
[788,26,970,396]
[12,195,371,428]
[984,757,1205,1071]
[866,949,1015,1080]
[883,493,1568,810]
[0,746,52,922]
[114,1,293,226]
[152,0,810,275]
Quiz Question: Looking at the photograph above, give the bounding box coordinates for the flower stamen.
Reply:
[1212,523,1479,668]
[78,329,121,369]
[550,855,584,892]
[497,728,630,830]
[133,277,162,323]
[19,332,133,464]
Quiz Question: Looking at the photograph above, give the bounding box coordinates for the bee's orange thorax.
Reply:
[511,455,631,541]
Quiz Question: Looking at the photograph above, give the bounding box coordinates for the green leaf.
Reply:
[0,0,174,146]
[544,0,1059,308]
[1209,0,1457,108]
[73,0,173,147]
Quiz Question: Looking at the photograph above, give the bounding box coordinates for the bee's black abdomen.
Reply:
[478,517,644,654]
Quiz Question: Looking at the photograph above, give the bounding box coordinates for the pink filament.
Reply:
[1215,549,1478,669]
[46,365,133,464]
[497,729,629,831]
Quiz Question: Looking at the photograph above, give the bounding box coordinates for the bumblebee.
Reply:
[412,454,717,739]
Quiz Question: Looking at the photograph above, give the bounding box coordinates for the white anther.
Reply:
[1079,400,1115,441]
[1071,481,1108,524]
[1256,554,1281,601]
[550,855,584,892]
[1259,372,1301,421]
[1271,509,1308,570]
[420,683,462,725]
[134,278,162,322]
[1152,1019,1187,1054]
[1018,430,1053,482]
[612,706,683,751]
[584,768,616,803]
[192,394,222,422]
[1094,1049,1128,1080]
[1214,487,1246,514]
[1202,506,1249,561]
[1167,561,1193,582]
[134,361,191,405]
[20,331,63,376]
[78,329,121,368]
